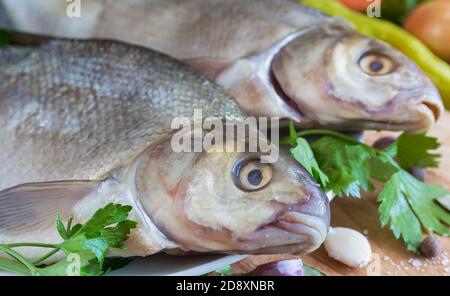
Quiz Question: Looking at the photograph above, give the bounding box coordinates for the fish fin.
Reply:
[183,57,231,80]
[0,180,99,235]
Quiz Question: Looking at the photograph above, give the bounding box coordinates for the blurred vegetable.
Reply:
[380,0,425,25]
[246,259,304,276]
[339,0,372,11]
[300,0,450,109]
[419,235,441,258]
[405,0,450,63]
[372,136,397,150]
[303,264,326,276]
[214,265,233,276]
[410,166,427,181]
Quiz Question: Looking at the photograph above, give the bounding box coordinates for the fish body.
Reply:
[0,40,330,260]
[1,0,444,132]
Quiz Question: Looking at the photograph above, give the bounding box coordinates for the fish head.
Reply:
[180,148,330,255]
[271,25,443,132]
[135,125,329,255]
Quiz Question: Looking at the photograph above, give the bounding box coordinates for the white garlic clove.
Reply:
[324,227,372,268]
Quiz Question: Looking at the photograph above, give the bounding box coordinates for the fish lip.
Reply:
[389,88,444,131]
[390,100,443,133]
[408,102,441,133]
[237,194,330,254]
[274,211,329,251]
[420,101,442,123]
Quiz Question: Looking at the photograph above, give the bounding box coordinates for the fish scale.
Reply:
[0,39,243,190]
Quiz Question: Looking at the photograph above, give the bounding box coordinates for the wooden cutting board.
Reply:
[231,111,450,276]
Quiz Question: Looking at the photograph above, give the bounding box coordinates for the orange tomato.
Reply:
[405,0,450,63]
[338,0,372,12]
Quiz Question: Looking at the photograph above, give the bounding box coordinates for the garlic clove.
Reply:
[324,227,372,268]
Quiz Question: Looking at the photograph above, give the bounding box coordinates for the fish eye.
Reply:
[232,157,273,191]
[359,52,395,76]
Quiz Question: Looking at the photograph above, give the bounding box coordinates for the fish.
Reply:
[0,0,444,132]
[0,39,330,260]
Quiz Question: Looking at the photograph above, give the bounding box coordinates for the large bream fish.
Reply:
[0,40,330,260]
[0,0,444,132]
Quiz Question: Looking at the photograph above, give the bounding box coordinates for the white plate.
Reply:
[0,254,247,276]
[110,254,247,276]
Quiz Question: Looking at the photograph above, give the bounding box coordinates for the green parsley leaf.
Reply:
[391,133,441,170]
[288,121,298,147]
[59,204,137,264]
[102,257,133,273]
[41,255,133,276]
[379,171,449,250]
[37,251,96,276]
[80,203,134,234]
[367,153,399,183]
[311,136,382,197]
[215,265,232,276]
[0,203,137,276]
[303,264,325,276]
[56,214,69,240]
[291,138,329,188]
[284,129,450,252]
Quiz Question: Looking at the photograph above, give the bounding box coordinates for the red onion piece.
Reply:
[247,259,303,276]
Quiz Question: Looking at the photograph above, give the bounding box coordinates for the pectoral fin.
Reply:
[0,180,99,235]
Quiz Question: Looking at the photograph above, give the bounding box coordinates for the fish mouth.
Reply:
[275,211,328,252]
[420,101,442,123]
[235,194,330,255]
[408,101,442,133]
[392,99,443,133]
[240,189,330,255]
[236,213,329,255]
[388,88,444,132]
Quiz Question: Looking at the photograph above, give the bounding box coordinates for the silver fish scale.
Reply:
[0,40,243,190]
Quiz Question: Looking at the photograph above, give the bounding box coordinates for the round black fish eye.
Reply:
[359,52,395,76]
[247,169,263,186]
[232,157,273,191]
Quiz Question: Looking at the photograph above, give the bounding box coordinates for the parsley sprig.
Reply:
[0,203,137,276]
[284,123,450,251]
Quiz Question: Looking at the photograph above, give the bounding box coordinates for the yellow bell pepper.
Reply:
[300,0,450,109]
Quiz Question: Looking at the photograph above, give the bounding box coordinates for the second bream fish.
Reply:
[1,0,444,132]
